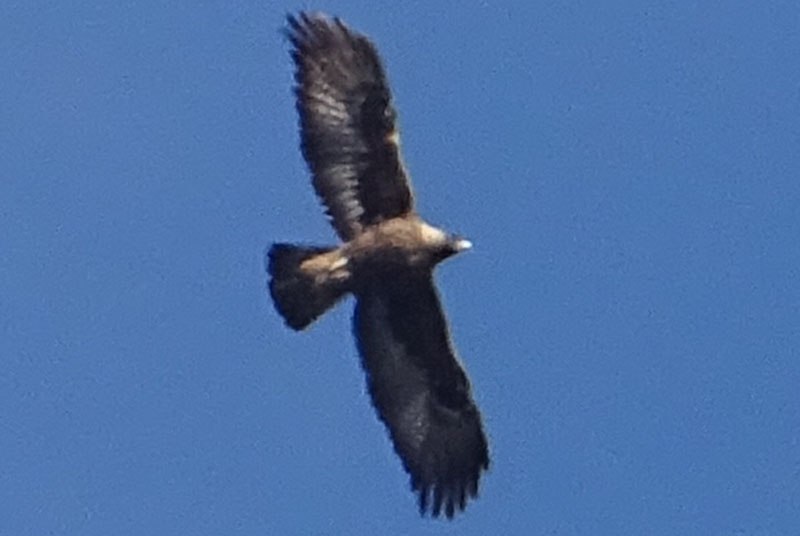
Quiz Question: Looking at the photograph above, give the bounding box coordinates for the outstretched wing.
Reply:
[353,275,489,518]
[285,13,414,241]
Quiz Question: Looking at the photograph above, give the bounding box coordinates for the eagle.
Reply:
[267,12,489,519]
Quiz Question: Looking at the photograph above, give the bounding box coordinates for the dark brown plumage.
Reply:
[286,12,412,240]
[268,12,489,519]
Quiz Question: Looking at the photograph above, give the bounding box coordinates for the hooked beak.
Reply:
[453,238,473,252]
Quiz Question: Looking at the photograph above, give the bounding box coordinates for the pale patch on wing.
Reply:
[329,256,348,271]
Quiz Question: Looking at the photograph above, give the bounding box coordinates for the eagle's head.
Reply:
[418,222,472,265]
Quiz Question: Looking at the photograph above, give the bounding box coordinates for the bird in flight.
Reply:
[268,12,489,518]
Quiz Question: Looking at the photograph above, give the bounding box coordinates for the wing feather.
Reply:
[353,275,489,518]
[286,13,414,240]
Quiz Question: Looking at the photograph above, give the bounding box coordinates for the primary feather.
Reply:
[286,13,413,240]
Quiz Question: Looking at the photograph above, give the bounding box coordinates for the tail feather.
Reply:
[267,243,349,330]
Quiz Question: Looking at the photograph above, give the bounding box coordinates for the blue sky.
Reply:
[2,1,799,534]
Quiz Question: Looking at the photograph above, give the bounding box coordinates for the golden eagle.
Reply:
[268,12,489,518]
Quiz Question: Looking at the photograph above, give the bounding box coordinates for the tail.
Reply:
[267,243,349,331]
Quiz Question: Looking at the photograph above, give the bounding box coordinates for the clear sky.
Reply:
[2,1,799,534]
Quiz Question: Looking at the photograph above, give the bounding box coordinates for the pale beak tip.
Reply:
[456,239,473,251]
